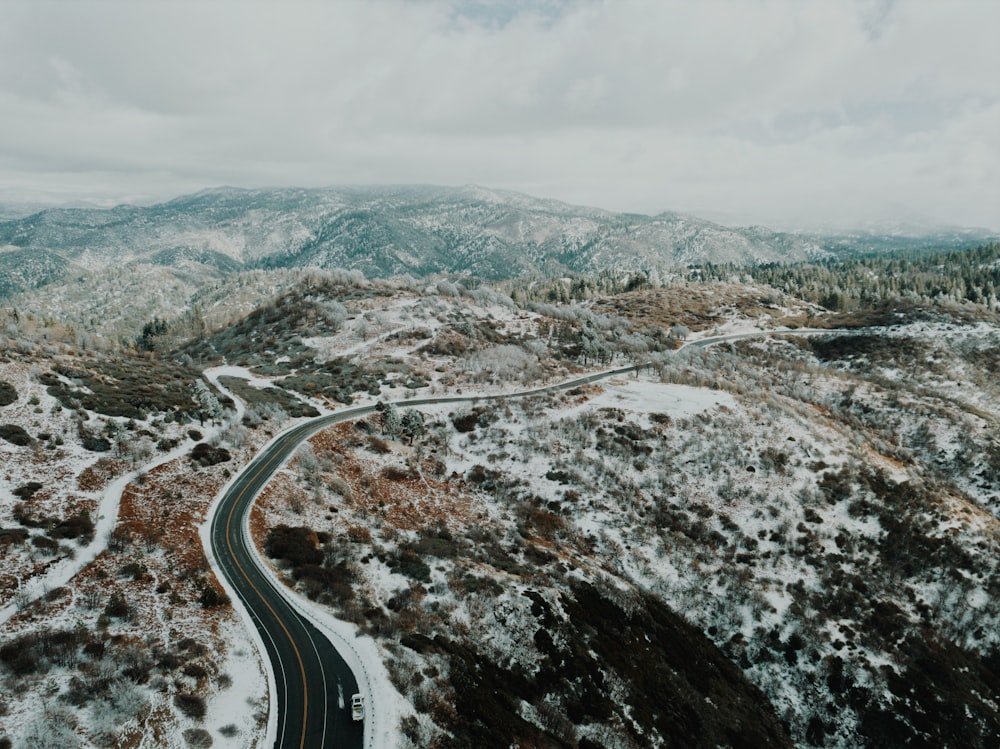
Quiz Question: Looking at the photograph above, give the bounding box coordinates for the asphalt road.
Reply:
[210,414,371,749]
[207,370,646,749]
[209,327,850,749]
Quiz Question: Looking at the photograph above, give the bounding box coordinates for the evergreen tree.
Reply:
[401,409,425,445]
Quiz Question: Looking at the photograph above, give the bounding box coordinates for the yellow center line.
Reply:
[222,436,311,749]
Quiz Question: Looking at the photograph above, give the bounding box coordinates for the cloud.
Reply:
[0,0,997,230]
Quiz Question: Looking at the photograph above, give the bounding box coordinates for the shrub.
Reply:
[50,512,95,542]
[0,380,16,406]
[118,561,147,580]
[467,464,499,485]
[108,527,132,552]
[217,376,318,417]
[12,481,43,499]
[104,592,130,619]
[46,358,198,418]
[183,728,213,748]
[31,534,59,553]
[174,692,207,720]
[183,662,209,680]
[414,530,459,559]
[382,465,416,481]
[157,437,179,451]
[79,426,111,452]
[451,411,481,433]
[198,585,230,608]
[177,638,208,656]
[394,548,431,583]
[0,527,28,547]
[520,507,563,541]
[295,563,355,602]
[461,574,503,596]
[265,525,324,567]
[347,526,372,544]
[0,637,40,675]
[0,424,32,446]
[190,442,231,467]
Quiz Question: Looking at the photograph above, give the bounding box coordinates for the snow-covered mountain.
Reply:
[3,185,994,301]
[0,185,831,294]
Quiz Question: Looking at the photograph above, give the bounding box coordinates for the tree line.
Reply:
[696,241,1000,312]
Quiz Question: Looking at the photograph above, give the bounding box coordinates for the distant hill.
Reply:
[0,185,994,298]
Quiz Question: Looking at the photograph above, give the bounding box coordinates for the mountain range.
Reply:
[0,185,995,299]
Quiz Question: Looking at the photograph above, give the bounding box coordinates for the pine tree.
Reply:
[401,409,425,445]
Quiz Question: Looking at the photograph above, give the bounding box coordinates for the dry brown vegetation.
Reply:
[255,422,478,537]
[77,457,129,492]
[591,282,823,332]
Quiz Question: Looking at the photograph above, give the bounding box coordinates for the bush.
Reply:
[0,637,41,675]
[0,527,28,547]
[382,465,416,481]
[0,380,16,406]
[174,692,207,720]
[394,548,431,583]
[265,525,324,568]
[118,561,147,580]
[217,376,319,418]
[50,512,95,542]
[190,442,231,467]
[177,638,209,656]
[104,592,130,619]
[347,526,372,544]
[198,585,230,608]
[452,411,481,433]
[31,534,59,553]
[12,481,43,499]
[183,662,209,680]
[467,464,499,486]
[0,424,32,446]
[79,426,111,452]
[183,728,213,748]
[414,528,460,559]
[295,563,355,602]
[46,358,198,418]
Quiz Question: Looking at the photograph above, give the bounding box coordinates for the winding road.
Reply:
[210,412,371,749]
[208,327,852,748]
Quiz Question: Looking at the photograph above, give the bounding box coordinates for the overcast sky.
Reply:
[1,0,997,230]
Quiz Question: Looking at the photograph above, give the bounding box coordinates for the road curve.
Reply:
[210,416,369,749]
[209,327,852,749]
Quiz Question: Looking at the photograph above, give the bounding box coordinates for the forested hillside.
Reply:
[700,241,1000,312]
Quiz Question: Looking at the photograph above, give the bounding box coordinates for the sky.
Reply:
[0,0,998,231]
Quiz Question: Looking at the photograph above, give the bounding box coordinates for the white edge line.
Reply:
[200,465,280,749]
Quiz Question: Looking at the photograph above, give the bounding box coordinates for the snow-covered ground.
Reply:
[5,278,999,748]
[0,356,277,748]
[253,321,1000,748]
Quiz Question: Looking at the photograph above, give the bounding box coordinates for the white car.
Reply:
[351,693,364,722]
